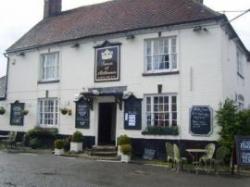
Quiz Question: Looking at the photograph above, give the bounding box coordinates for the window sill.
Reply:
[142,126,179,136]
[237,72,244,79]
[142,71,179,77]
[38,80,60,84]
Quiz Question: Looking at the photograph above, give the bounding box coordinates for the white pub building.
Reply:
[0,0,250,159]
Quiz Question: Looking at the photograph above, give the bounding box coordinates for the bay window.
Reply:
[38,98,59,126]
[40,52,59,81]
[145,37,177,73]
[146,95,177,127]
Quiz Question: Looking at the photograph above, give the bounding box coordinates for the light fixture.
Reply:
[126,34,135,40]
[71,43,80,48]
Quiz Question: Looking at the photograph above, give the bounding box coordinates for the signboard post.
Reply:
[10,101,25,126]
[235,136,250,168]
[190,106,213,136]
[75,99,90,129]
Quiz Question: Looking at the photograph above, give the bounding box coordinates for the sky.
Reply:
[0,0,249,77]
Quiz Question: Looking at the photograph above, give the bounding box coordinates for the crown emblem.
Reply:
[101,49,113,60]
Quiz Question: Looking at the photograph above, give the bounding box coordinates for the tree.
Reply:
[216,99,239,152]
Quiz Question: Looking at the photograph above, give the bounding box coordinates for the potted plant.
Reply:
[60,108,68,115]
[54,139,65,156]
[117,135,131,156]
[0,107,6,115]
[70,131,84,152]
[121,144,132,163]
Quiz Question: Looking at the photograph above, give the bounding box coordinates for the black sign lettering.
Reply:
[190,106,212,136]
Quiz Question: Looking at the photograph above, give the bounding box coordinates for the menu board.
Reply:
[10,102,24,126]
[190,106,212,136]
[124,96,142,130]
[75,99,90,129]
[235,136,250,166]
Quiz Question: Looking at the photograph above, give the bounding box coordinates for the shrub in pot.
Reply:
[121,144,132,163]
[70,131,84,152]
[54,139,65,156]
[117,135,131,156]
[0,107,6,115]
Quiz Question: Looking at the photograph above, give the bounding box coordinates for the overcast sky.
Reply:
[0,0,249,77]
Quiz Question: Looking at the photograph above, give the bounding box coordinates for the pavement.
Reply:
[0,151,249,187]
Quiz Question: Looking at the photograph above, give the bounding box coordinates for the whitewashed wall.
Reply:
[0,22,249,145]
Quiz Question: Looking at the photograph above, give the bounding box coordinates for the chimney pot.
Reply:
[44,0,62,18]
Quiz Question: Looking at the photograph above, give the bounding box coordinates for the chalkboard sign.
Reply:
[124,95,142,130]
[10,101,24,126]
[235,136,250,167]
[190,106,212,136]
[75,99,90,129]
[143,148,156,160]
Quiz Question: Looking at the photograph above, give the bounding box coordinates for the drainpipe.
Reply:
[3,53,9,100]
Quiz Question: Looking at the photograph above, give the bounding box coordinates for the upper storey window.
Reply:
[145,37,177,73]
[237,49,244,78]
[40,52,59,82]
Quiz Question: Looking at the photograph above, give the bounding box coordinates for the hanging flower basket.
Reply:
[60,108,68,115]
[0,107,6,115]
[22,110,29,116]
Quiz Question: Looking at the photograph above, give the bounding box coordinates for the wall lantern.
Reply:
[193,26,208,32]
[18,52,25,57]
[126,34,135,40]
[71,43,80,48]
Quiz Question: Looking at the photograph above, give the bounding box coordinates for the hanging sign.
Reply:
[95,45,120,82]
[124,95,142,130]
[235,136,250,167]
[190,106,213,136]
[75,99,90,129]
[10,101,24,126]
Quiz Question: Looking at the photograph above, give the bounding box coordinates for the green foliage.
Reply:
[26,127,58,148]
[142,126,179,136]
[72,131,83,142]
[216,99,239,151]
[54,139,64,149]
[0,107,6,115]
[121,144,132,155]
[237,109,250,136]
[29,138,42,149]
[216,99,250,155]
[117,135,131,145]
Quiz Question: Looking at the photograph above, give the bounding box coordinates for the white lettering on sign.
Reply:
[240,141,250,150]
[128,114,136,127]
[241,152,250,164]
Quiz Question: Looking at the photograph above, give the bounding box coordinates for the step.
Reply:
[91,151,117,157]
[91,146,117,152]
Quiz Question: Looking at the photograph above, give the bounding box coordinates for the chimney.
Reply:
[44,0,62,18]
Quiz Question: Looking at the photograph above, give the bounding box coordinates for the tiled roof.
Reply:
[7,0,222,52]
[0,76,6,99]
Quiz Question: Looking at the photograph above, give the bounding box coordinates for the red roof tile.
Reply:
[7,0,221,52]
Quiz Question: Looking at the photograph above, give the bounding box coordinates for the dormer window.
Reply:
[40,52,59,82]
[145,37,177,73]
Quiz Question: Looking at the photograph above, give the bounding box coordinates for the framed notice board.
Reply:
[235,136,250,167]
[75,99,90,129]
[10,101,25,126]
[190,106,213,136]
[124,95,142,130]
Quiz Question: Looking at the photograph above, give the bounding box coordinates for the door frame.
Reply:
[97,102,117,145]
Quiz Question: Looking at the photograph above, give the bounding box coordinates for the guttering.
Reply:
[6,16,224,54]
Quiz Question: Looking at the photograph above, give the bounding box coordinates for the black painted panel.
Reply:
[10,102,25,126]
[75,99,90,129]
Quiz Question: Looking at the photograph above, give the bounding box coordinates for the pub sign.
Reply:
[75,99,90,129]
[235,136,250,167]
[95,45,120,82]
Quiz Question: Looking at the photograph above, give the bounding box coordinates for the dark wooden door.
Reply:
[98,103,116,145]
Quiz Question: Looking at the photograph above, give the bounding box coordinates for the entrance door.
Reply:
[98,103,116,145]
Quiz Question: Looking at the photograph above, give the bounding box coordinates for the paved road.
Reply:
[0,152,249,187]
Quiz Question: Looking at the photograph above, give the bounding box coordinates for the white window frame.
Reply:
[38,98,59,127]
[145,94,177,127]
[237,49,244,77]
[144,36,178,73]
[40,52,59,82]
